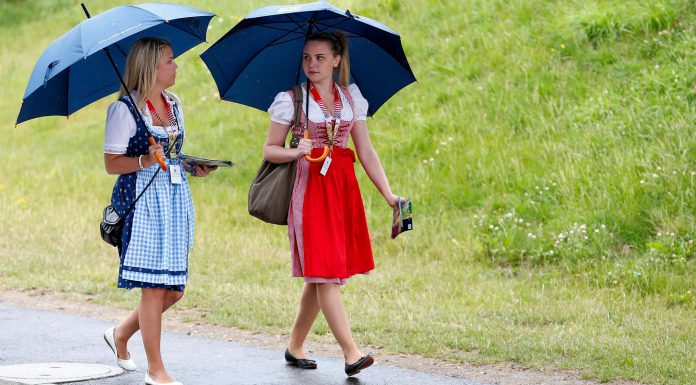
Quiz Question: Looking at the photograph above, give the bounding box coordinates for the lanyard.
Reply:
[146,95,180,156]
[309,82,342,149]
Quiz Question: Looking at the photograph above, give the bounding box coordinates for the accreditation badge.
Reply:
[320,155,332,176]
[169,164,183,184]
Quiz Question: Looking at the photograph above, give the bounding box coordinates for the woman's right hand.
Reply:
[295,137,313,159]
[147,141,165,166]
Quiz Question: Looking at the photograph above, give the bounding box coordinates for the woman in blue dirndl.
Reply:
[101,38,215,385]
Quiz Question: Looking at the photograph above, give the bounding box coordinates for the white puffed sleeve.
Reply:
[348,84,369,121]
[267,91,294,125]
[104,101,137,154]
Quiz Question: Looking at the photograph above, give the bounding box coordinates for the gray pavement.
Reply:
[0,303,490,385]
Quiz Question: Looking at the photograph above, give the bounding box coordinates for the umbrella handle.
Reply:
[148,136,168,171]
[303,130,329,163]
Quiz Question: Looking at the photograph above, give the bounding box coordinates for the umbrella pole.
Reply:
[81,3,168,172]
[298,18,328,163]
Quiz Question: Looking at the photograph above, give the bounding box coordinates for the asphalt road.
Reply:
[0,303,491,385]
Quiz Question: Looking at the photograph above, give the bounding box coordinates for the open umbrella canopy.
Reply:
[200,0,416,117]
[16,3,214,125]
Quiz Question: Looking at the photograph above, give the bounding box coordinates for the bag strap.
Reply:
[120,168,160,220]
[288,84,303,149]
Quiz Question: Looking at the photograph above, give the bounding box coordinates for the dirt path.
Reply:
[0,286,643,385]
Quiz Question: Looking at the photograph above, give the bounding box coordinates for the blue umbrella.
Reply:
[16,2,214,125]
[200,0,416,116]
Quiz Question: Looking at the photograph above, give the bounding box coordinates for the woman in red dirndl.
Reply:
[263,31,400,377]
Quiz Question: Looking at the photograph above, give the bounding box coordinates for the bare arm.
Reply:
[104,142,164,175]
[351,120,398,207]
[263,121,312,163]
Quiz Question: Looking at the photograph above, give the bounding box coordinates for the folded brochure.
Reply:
[180,153,234,167]
[391,197,413,239]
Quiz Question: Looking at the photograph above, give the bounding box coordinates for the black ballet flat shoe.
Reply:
[285,348,317,369]
[344,353,374,376]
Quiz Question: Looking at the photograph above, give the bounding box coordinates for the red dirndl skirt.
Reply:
[301,147,374,278]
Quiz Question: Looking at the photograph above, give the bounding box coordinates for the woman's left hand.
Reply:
[191,164,217,177]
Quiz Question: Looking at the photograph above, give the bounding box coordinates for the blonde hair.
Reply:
[306,31,350,87]
[118,37,171,110]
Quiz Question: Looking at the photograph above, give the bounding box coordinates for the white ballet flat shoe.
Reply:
[144,371,183,385]
[103,326,137,371]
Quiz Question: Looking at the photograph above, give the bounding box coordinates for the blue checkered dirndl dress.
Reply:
[110,96,194,292]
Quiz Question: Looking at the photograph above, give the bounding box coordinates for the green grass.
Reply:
[1,1,695,384]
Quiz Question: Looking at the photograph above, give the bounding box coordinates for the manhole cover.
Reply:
[0,363,123,384]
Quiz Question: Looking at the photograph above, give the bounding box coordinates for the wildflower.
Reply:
[657,232,662,237]
[595,229,600,234]
[448,137,453,141]
[601,224,606,229]
[652,173,658,178]
[640,180,645,184]
[429,157,434,162]
[560,44,566,49]
[657,166,662,171]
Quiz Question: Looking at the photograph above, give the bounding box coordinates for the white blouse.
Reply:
[104,91,182,154]
[268,83,368,125]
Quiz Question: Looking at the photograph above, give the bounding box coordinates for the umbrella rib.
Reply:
[253,15,352,48]
[135,6,211,41]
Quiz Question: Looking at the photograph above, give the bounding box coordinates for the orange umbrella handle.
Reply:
[303,130,329,163]
[148,136,168,171]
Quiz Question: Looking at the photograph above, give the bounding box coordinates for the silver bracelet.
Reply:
[138,155,144,170]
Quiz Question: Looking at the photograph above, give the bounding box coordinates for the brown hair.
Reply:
[306,31,350,87]
[118,37,171,110]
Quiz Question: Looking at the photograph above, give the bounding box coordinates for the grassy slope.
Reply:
[0,1,695,384]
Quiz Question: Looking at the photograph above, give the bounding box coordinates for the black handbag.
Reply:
[100,168,160,247]
[248,85,303,225]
